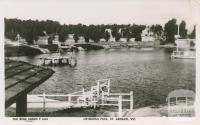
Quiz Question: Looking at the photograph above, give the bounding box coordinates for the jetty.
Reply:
[40,44,77,66]
[5,59,54,116]
[41,55,77,66]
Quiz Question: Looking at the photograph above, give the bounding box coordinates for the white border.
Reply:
[0,0,200,125]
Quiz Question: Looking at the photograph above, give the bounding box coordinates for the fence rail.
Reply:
[28,79,133,117]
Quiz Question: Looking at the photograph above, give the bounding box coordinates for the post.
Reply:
[118,95,122,117]
[43,93,46,112]
[108,79,110,96]
[90,93,93,107]
[97,81,100,98]
[178,24,179,36]
[101,91,104,105]
[130,91,133,109]
[16,95,27,117]
[186,96,188,106]
[68,94,71,104]
[82,88,86,105]
[93,96,96,109]
[82,88,85,94]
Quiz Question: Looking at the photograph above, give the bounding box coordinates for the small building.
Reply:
[108,37,116,42]
[119,38,128,43]
[141,27,155,42]
[89,39,95,43]
[64,34,75,45]
[52,35,60,45]
[77,36,85,44]
[36,36,49,45]
[166,89,195,117]
[175,39,195,50]
[129,38,136,43]
[99,38,106,43]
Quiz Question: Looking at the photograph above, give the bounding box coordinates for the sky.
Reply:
[1,0,198,31]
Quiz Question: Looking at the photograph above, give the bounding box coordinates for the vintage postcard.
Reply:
[0,0,200,125]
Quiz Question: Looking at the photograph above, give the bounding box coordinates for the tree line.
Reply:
[5,18,195,45]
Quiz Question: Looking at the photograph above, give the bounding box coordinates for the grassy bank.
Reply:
[5,45,43,57]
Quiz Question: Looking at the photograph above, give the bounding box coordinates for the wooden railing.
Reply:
[28,79,133,117]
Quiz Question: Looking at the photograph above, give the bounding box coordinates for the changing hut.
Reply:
[5,59,54,116]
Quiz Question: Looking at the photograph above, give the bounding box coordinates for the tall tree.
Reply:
[164,18,177,43]
[104,31,110,42]
[189,26,196,39]
[73,34,79,43]
[179,21,187,38]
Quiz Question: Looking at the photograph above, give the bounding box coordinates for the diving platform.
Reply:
[41,55,77,66]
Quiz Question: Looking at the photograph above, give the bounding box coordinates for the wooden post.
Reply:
[16,95,27,117]
[94,98,96,109]
[101,91,104,105]
[108,79,110,96]
[118,95,122,117]
[43,93,46,112]
[97,81,100,98]
[82,88,86,105]
[68,94,71,104]
[82,88,85,94]
[130,91,133,109]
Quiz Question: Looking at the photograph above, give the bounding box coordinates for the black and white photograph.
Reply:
[1,0,200,121]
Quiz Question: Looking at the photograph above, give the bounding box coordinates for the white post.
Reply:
[108,79,110,96]
[82,88,85,94]
[130,91,133,109]
[90,93,93,107]
[94,96,96,109]
[97,81,100,98]
[68,94,71,105]
[118,95,122,117]
[43,92,46,112]
[82,88,86,105]
[101,91,104,105]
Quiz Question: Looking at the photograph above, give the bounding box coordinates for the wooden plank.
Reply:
[5,69,54,108]
[5,64,34,79]
[5,62,23,70]
[5,67,44,89]
[5,60,13,64]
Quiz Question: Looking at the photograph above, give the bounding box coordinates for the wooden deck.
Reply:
[5,59,54,116]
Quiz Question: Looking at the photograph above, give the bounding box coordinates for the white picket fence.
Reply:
[28,79,133,117]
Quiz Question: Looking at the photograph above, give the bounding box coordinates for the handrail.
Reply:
[27,79,133,117]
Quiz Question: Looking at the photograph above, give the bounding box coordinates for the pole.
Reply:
[16,95,27,116]
[43,93,46,112]
[97,81,100,98]
[101,91,104,105]
[130,91,133,109]
[178,24,179,36]
[108,79,110,96]
[68,94,71,105]
[118,95,122,117]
